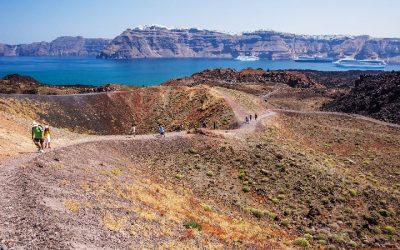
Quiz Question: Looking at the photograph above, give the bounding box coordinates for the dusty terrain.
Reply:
[0,70,399,249]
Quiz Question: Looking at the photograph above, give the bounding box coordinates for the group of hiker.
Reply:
[245,113,258,124]
[129,123,166,138]
[31,121,51,153]
[32,114,259,152]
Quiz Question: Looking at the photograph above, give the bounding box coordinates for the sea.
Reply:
[1,57,399,86]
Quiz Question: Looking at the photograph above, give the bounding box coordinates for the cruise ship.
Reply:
[333,58,386,69]
[235,55,260,61]
[294,56,333,63]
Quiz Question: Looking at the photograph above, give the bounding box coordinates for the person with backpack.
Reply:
[43,125,51,149]
[130,123,136,137]
[245,116,249,124]
[255,113,258,120]
[31,121,44,153]
[158,125,165,138]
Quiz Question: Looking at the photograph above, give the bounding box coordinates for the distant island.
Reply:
[1,25,400,63]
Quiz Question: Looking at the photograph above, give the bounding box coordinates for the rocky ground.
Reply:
[0,71,399,249]
[323,72,400,124]
[0,74,133,95]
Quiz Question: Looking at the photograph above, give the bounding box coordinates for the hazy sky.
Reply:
[1,0,400,44]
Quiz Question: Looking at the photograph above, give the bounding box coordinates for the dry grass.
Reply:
[64,199,80,213]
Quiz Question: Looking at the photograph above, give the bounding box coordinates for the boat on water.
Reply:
[294,56,333,63]
[235,55,260,61]
[333,58,386,69]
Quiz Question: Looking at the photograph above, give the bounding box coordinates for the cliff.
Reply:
[98,26,400,63]
[0,36,110,56]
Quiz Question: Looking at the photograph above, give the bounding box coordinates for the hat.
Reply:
[32,121,38,127]
[45,125,49,129]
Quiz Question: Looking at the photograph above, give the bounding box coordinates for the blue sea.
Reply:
[1,57,399,86]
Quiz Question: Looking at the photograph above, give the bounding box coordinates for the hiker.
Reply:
[213,121,218,129]
[245,116,249,124]
[249,114,252,121]
[158,125,165,138]
[31,121,44,153]
[130,123,136,137]
[43,125,51,149]
[255,113,258,120]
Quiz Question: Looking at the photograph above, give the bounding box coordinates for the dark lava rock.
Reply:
[322,72,400,124]
[163,68,322,88]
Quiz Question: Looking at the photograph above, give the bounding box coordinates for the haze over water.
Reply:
[1,57,400,86]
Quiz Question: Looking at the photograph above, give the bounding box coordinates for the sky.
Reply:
[1,0,400,44]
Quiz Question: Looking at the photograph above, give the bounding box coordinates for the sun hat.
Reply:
[32,121,38,127]
[45,125,49,129]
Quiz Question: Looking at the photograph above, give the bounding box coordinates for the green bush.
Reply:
[183,219,202,230]
[293,237,310,248]
[303,233,313,241]
[175,174,184,180]
[347,240,357,248]
[201,203,213,212]
[242,186,250,192]
[383,225,396,235]
[349,189,357,196]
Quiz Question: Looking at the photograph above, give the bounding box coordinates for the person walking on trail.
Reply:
[31,122,44,153]
[159,125,165,138]
[245,116,249,124]
[130,123,136,137]
[255,113,258,121]
[43,125,51,149]
[249,114,252,121]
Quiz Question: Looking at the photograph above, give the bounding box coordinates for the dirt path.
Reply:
[274,109,400,130]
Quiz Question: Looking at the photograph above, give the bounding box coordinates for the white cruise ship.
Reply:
[333,58,386,69]
[235,55,260,61]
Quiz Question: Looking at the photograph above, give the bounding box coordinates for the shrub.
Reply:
[371,226,381,234]
[303,233,313,241]
[317,240,327,245]
[201,203,213,212]
[293,237,310,248]
[270,197,279,204]
[265,210,277,220]
[188,148,199,154]
[111,168,122,176]
[242,186,250,192]
[383,225,396,235]
[206,171,214,177]
[378,209,390,217]
[349,189,357,196]
[249,208,264,219]
[175,174,184,180]
[315,233,328,241]
[281,219,289,227]
[184,219,202,230]
[348,240,357,248]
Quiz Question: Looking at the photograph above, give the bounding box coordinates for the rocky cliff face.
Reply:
[0,36,110,56]
[99,26,400,63]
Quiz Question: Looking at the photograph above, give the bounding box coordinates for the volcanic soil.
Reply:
[0,72,399,249]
